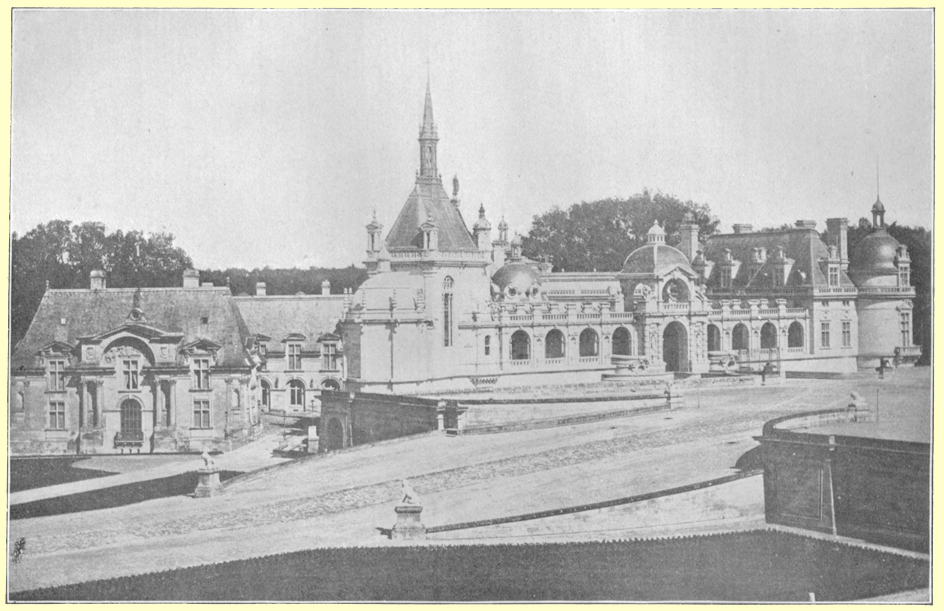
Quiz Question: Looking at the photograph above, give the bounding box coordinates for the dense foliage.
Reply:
[202,266,367,297]
[522,190,719,272]
[11,531,929,601]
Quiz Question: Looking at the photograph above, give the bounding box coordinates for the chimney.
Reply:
[90,270,106,290]
[183,269,200,288]
[321,279,331,295]
[794,220,817,230]
[678,212,699,262]
[826,218,849,270]
[732,224,753,234]
[256,282,267,296]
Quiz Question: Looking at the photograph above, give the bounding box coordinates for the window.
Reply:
[193,358,210,390]
[545,329,565,359]
[48,360,66,391]
[760,323,777,350]
[579,329,599,357]
[193,400,211,428]
[900,312,911,347]
[706,325,721,353]
[613,327,633,356]
[121,399,143,436]
[511,331,530,361]
[828,266,839,287]
[720,266,732,289]
[322,343,338,370]
[484,335,491,356]
[288,344,302,370]
[48,401,65,430]
[820,322,831,348]
[821,301,829,308]
[788,322,804,348]
[260,380,270,410]
[771,266,784,286]
[289,379,305,409]
[842,300,851,307]
[732,324,750,352]
[899,266,910,287]
[842,321,851,348]
[443,277,454,347]
[122,359,139,390]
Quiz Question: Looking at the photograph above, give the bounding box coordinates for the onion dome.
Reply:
[473,204,491,230]
[491,261,542,301]
[849,227,901,276]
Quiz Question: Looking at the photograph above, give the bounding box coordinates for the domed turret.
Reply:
[849,227,902,280]
[491,261,542,301]
[620,221,694,277]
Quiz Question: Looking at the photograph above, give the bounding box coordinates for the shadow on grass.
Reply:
[9,530,929,602]
[10,458,118,493]
[10,470,242,520]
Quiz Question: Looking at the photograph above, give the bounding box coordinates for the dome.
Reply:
[621,243,694,277]
[850,228,901,276]
[491,261,542,301]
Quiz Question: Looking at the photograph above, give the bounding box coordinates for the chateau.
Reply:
[8,83,919,454]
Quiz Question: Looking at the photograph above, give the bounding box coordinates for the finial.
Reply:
[877,154,880,200]
[453,174,459,198]
[479,203,486,217]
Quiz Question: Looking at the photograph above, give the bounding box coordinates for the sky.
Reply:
[10,9,934,270]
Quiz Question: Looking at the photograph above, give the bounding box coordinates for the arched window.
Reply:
[545,329,565,359]
[511,331,530,361]
[760,322,778,349]
[484,335,491,356]
[442,276,454,347]
[612,327,632,356]
[288,379,305,409]
[788,322,804,348]
[120,399,142,437]
[260,380,271,410]
[732,323,750,352]
[707,324,721,352]
[321,379,340,391]
[579,328,599,357]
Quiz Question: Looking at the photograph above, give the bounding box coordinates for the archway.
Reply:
[511,330,530,361]
[732,323,750,353]
[579,329,599,357]
[707,324,721,352]
[260,380,271,411]
[760,322,778,349]
[324,417,344,452]
[612,327,632,356]
[545,329,565,359]
[321,379,341,391]
[662,322,689,373]
[788,322,804,348]
[120,398,142,440]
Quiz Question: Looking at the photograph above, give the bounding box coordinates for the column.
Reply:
[168,379,177,427]
[94,380,105,428]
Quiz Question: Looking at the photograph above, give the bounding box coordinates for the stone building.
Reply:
[10,270,263,454]
[340,82,919,393]
[234,280,346,414]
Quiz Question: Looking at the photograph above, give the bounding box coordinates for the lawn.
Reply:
[10,470,242,520]
[9,458,117,493]
[10,530,928,602]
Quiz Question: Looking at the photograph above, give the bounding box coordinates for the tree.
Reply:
[846,218,932,365]
[10,221,194,348]
[522,190,719,272]
[203,265,368,296]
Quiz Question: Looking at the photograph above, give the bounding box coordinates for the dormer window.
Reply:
[720,266,732,289]
[288,343,303,370]
[48,360,66,391]
[122,359,139,390]
[771,266,784,286]
[192,358,211,390]
[828,265,840,287]
[899,265,910,287]
[322,342,339,371]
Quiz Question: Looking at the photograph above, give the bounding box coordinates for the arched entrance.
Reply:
[732,323,750,353]
[545,329,565,359]
[511,330,530,361]
[760,322,778,350]
[788,322,804,348]
[119,399,143,441]
[707,324,721,352]
[662,322,689,373]
[324,417,345,451]
[612,327,632,356]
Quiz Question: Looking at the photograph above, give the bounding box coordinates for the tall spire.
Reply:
[417,77,439,183]
[872,155,886,228]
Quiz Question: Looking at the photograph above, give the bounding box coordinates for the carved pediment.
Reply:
[179,338,223,357]
[79,323,183,344]
[37,341,76,357]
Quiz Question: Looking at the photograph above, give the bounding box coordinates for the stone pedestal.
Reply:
[194,467,224,498]
[307,426,320,454]
[391,504,426,540]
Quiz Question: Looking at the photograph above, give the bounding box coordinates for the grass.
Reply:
[10,470,242,520]
[9,457,117,493]
[9,530,928,602]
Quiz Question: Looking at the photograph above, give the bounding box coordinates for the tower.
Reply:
[417,79,439,184]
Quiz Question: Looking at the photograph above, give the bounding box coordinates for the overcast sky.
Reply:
[11,9,933,270]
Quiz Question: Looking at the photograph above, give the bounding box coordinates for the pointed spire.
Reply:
[420,77,436,139]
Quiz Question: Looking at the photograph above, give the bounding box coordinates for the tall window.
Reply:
[788,322,804,348]
[771,266,784,286]
[545,329,565,359]
[484,335,491,356]
[322,343,338,370]
[900,312,911,346]
[48,401,66,430]
[260,380,271,410]
[820,322,831,349]
[842,321,852,348]
[899,266,910,287]
[720,266,732,289]
[193,400,211,428]
[122,359,139,390]
[442,277,454,347]
[48,360,66,391]
[289,379,305,409]
[579,328,599,357]
[193,358,210,390]
[288,344,302,370]
[828,266,840,287]
[511,331,530,361]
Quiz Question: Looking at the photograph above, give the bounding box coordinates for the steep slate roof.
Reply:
[234,295,346,353]
[12,288,252,370]
[384,181,478,251]
[703,229,855,290]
